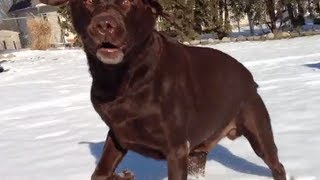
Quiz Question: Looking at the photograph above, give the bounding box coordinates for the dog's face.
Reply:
[41,0,162,64]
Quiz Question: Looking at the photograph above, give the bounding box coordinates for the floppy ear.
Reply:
[39,0,69,6]
[144,0,181,31]
[145,0,163,15]
[145,0,172,20]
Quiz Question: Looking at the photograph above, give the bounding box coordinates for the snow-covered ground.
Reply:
[1,35,320,180]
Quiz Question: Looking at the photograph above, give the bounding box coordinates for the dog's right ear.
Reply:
[39,0,69,6]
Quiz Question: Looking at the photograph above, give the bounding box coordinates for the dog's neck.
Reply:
[87,31,163,102]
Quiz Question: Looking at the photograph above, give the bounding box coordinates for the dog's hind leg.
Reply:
[91,131,133,180]
[240,94,286,180]
[188,151,208,178]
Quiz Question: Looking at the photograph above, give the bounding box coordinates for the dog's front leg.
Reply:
[167,142,189,180]
[91,132,132,180]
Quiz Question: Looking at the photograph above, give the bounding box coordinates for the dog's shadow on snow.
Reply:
[305,62,320,70]
[79,141,271,179]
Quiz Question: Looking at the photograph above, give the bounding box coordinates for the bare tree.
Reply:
[265,0,277,32]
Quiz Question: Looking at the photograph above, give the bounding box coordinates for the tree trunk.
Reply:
[316,0,320,14]
[224,0,231,32]
[219,0,224,25]
[296,0,305,26]
[277,0,285,26]
[248,13,255,35]
[211,0,225,38]
[265,0,277,32]
[286,2,296,27]
[194,0,203,33]
[297,0,305,16]
[210,0,219,23]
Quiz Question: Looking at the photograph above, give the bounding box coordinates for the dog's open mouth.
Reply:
[96,42,125,65]
[101,42,119,51]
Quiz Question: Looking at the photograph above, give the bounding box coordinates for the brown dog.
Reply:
[41,0,286,179]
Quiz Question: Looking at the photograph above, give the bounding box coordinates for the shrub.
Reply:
[27,17,52,50]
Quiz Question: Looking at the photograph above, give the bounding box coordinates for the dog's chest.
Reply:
[97,84,166,150]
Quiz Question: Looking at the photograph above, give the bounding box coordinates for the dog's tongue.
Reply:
[103,48,119,53]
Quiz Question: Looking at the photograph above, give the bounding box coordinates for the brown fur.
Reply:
[41,0,286,179]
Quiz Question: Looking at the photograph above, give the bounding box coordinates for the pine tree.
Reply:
[194,0,211,33]
[208,0,226,38]
[159,0,199,41]
[229,0,266,35]
[57,5,82,46]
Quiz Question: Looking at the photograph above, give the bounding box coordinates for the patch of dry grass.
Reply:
[27,18,52,50]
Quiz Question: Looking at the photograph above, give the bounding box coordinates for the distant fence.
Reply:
[0,30,21,50]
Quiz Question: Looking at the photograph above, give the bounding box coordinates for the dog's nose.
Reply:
[95,15,117,35]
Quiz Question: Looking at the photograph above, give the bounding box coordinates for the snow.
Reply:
[1,35,320,180]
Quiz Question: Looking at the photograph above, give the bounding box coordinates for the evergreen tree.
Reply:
[57,5,82,46]
[159,0,199,40]
[56,0,315,42]
[208,0,226,38]
[229,0,265,35]
[193,0,211,33]
[229,0,245,32]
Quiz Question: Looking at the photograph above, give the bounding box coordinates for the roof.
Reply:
[8,0,44,13]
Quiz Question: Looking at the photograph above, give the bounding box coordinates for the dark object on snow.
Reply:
[305,62,320,70]
[41,1,287,180]
[0,60,8,64]
[314,18,320,25]
[0,65,4,73]
[0,60,9,73]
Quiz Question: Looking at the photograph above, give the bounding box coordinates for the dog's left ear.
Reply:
[144,0,173,22]
[144,0,163,15]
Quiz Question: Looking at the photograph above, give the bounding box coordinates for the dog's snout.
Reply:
[95,15,118,35]
[88,12,126,45]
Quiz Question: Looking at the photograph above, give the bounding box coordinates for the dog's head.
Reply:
[41,0,164,65]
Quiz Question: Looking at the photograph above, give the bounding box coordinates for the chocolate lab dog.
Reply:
[41,0,286,179]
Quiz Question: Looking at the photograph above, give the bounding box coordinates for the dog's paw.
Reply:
[91,171,134,180]
[118,170,134,180]
[91,170,134,180]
